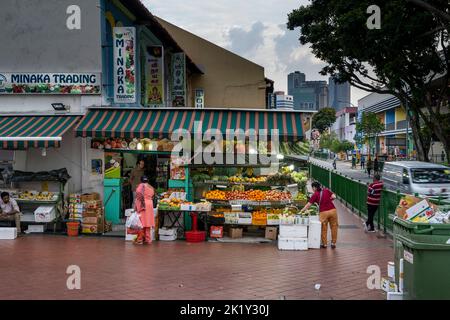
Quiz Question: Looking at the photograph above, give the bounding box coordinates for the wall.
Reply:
[0,0,102,113]
[157,18,266,109]
[18,132,83,195]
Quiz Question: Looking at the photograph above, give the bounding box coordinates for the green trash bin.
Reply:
[392,216,450,300]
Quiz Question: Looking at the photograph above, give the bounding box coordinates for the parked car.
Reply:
[381,161,450,198]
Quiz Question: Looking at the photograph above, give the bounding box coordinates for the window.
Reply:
[411,168,450,184]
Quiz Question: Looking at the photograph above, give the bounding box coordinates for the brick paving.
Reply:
[0,200,392,300]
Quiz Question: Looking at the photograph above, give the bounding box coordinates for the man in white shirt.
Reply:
[0,192,21,233]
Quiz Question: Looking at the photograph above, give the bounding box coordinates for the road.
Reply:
[309,157,374,184]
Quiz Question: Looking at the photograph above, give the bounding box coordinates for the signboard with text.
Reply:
[0,72,101,94]
[113,27,136,104]
[146,46,164,107]
[195,88,204,108]
[171,52,186,107]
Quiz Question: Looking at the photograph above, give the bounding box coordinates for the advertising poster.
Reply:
[171,52,186,107]
[195,88,205,109]
[146,46,164,107]
[0,72,101,94]
[104,153,122,179]
[113,27,136,103]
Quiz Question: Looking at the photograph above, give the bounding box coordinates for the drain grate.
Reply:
[338,224,359,229]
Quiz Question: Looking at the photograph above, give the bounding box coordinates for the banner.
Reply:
[171,52,186,107]
[195,88,204,109]
[146,46,164,107]
[113,27,136,103]
[0,72,101,94]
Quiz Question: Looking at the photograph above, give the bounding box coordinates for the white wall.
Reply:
[81,138,104,200]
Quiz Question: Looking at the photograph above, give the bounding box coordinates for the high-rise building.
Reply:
[287,71,328,111]
[328,76,351,111]
[275,94,294,110]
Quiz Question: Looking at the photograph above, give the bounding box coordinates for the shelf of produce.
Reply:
[16,199,59,205]
[194,180,293,187]
[207,200,293,207]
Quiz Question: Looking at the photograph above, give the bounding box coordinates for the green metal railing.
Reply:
[310,163,408,234]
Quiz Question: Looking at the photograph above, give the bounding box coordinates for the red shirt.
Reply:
[309,188,336,212]
[367,180,384,206]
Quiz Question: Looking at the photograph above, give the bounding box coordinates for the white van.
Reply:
[381,161,450,198]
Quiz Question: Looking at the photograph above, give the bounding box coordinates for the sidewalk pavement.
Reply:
[0,200,393,300]
[310,157,374,184]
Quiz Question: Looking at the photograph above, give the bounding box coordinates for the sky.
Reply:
[143,0,367,106]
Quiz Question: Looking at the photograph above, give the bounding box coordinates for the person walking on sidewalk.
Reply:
[360,155,366,170]
[366,156,373,177]
[365,174,384,233]
[333,154,337,170]
[134,176,155,245]
[300,182,338,249]
[351,155,356,169]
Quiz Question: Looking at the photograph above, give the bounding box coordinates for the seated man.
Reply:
[0,192,21,234]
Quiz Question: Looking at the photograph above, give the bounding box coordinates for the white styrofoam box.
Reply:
[0,228,17,240]
[27,225,45,233]
[159,233,177,241]
[405,200,430,220]
[34,206,56,223]
[387,292,403,300]
[125,209,135,217]
[180,204,196,211]
[278,237,308,251]
[267,219,280,225]
[238,218,252,225]
[279,225,308,238]
[308,220,322,249]
[388,262,395,280]
[309,215,319,222]
[159,227,177,237]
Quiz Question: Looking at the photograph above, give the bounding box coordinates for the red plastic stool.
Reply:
[185,212,206,243]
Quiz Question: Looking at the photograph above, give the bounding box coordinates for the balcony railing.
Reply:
[385,123,395,131]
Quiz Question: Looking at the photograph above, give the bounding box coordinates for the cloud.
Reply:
[227,22,266,55]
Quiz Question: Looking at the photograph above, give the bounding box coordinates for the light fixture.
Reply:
[51,103,67,111]
[137,142,144,150]
[288,164,295,171]
[277,154,285,160]
[41,148,47,157]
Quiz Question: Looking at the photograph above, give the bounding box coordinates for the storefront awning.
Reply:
[75,108,305,141]
[0,115,81,149]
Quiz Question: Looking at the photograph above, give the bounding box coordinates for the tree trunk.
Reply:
[408,110,430,162]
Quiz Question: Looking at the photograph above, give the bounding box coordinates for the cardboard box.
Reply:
[229,227,243,239]
[34,206,56,223]
[0,227,17,240]
[81,193,100,203]
[81,223,104,234]
[265,227,278,240]
[82,217,99,224]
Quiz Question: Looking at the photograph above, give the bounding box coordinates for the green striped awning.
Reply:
[75,108,305,141]
[0,115,81,149]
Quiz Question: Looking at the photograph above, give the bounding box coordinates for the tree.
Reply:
[287,0,449,161]
[319,132,338,150]
[312,107,337,133]
[340,140,355,153]
[355,112,385,157]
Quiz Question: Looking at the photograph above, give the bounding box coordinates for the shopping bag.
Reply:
[126,211,143,230]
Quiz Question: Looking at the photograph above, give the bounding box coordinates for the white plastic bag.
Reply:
[126,211,143,230]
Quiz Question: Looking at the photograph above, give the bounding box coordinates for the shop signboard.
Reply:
[113,27,136,104]
[0,72,101,94]
[146,46,164,108]
[171,52,186,107]
[195,88,204,109]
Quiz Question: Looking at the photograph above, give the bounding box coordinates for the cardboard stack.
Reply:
[68,194,84,221]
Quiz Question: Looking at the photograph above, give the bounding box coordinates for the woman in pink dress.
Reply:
[134,176,155,245]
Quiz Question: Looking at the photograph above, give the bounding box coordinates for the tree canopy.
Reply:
[312,107,337,133]
[288,0,449,161]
